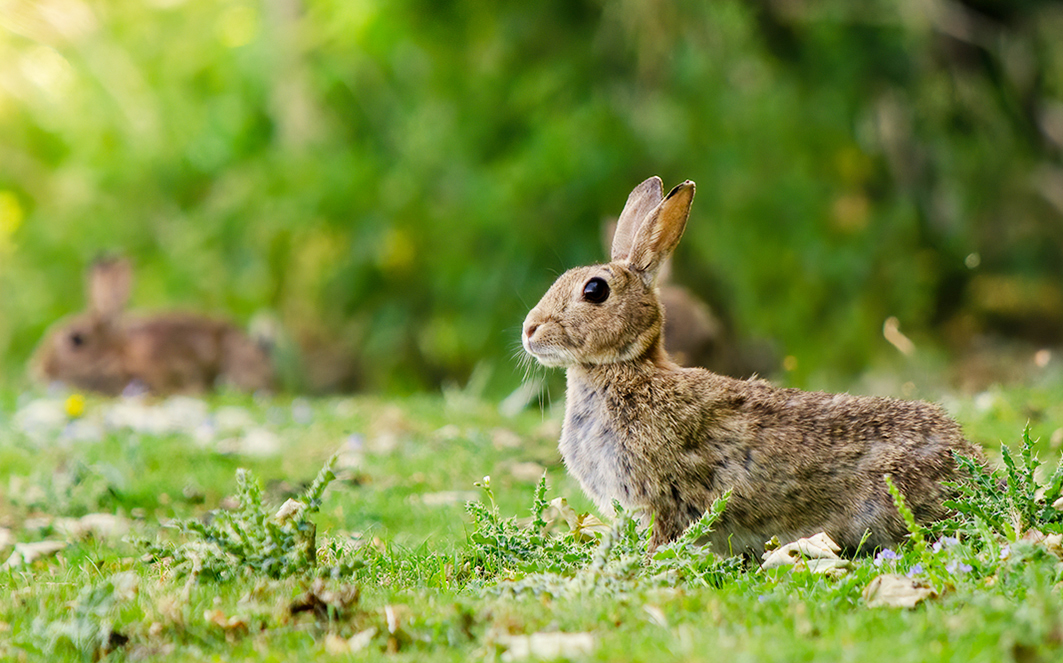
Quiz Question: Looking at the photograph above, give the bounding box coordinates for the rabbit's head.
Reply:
[522,177,695,367]
[30,257,134,394]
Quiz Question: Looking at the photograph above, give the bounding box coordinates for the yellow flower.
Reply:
[0,190,23,254]
[65,394,86,418]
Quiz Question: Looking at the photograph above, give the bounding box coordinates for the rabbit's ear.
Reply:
[88,257,132,319]
[611,176,663,262]
[627,181,695,282]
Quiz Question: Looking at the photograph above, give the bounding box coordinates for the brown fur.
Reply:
[31,258,274,395]
[523,177,982,554]
[604,219,725,370]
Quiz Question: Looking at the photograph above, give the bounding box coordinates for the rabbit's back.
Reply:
[706,376,974,551]
[124,315,232,393]
[562,363,979,553]
[124,314,272,393]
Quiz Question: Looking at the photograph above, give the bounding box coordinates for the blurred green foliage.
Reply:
[1,0,1062,393]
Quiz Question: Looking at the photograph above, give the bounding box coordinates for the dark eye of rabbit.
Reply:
[582,277,610,304]
[69,332,86,349]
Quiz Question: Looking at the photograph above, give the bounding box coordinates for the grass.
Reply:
[2,380,1063,662]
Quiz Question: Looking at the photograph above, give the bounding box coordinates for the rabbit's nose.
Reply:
[524,322,540,339]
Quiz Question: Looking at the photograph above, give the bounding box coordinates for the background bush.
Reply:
[2,0,1062,393]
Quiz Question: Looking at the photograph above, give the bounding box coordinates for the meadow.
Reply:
[2,377,1063,662]
[3,3,1063,660]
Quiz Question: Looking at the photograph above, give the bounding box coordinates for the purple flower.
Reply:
[945,560,972,574]
[932,536,959,553]
[122,380,149,398]
[906,563,924,577]
[999,545,1011,560]
[874,549,901,567]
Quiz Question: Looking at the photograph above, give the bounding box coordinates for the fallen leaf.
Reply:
[643,604,668,628]
[863,574,938,608]
[325,627,378,654]
[217,427,281,456]
[290,579,360,621]
[369,405,411,453]
[274,498,303,524]
[14,399,68,438]
[490,428,522,449]
[761,532,849,575]
[110,571,140,602]
[418,491,478,506]
[213,405,256,432]
[0,540,68,570]
[543,498,610,541]
[1021,529,1063,559]
[383,605,412,653]
[432,425,462,441]
[507,461,546,483]
[383,604,414,635]
[336,433,366,470]
[54,513,131,541]
[204,609,248,633]
[498,632,596,661]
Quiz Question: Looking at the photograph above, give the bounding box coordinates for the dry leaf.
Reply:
[0,527,13,552]
[490,428,522,449]
[274,499,303,524]
[863,574,938,608]
[217,428,281,456]
[542,498,610,541]
[1021,529,1063,559]
[324,628,377,654]
[419,491,478,506]
[498,632,596,661]
[761,532,849,575]
[290,578,360,621]
[643,604,668,628]
[0,540,68,570]
[213,406,255,432]
[349,627,377,651]
[507,461,546,483]
[54,513,131,541]
[383,605,412,653]
[369,405,410,453]
[110,571,140,602]
[204,609,248,633]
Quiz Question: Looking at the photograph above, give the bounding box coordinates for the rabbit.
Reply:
[522,177,983,554]
[30,257,275,396]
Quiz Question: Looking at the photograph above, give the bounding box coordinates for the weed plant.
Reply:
[139,456,338,582]
[465,473,742,597]
[946,425,1063,540]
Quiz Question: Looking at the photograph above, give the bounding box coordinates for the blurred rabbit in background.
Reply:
[30,257,275,395]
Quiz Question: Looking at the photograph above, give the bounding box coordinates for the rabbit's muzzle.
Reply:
[522,311,571,367]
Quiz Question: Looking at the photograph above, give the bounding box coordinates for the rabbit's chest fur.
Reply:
[561,361,980,554]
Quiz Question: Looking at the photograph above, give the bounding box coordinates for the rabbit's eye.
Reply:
[582,277,610,304]
[69,332,86,349]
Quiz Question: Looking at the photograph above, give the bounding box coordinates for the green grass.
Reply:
[2,382,1063,662]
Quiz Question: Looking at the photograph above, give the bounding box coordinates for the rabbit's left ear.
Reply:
[627,181,695,283]
[88,257,133,320]
[611,176,663,262]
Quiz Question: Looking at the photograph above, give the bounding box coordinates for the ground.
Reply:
[1,379,1063,662]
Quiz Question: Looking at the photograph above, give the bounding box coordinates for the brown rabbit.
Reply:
[522,177,982,554]
[31,257,274,395]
